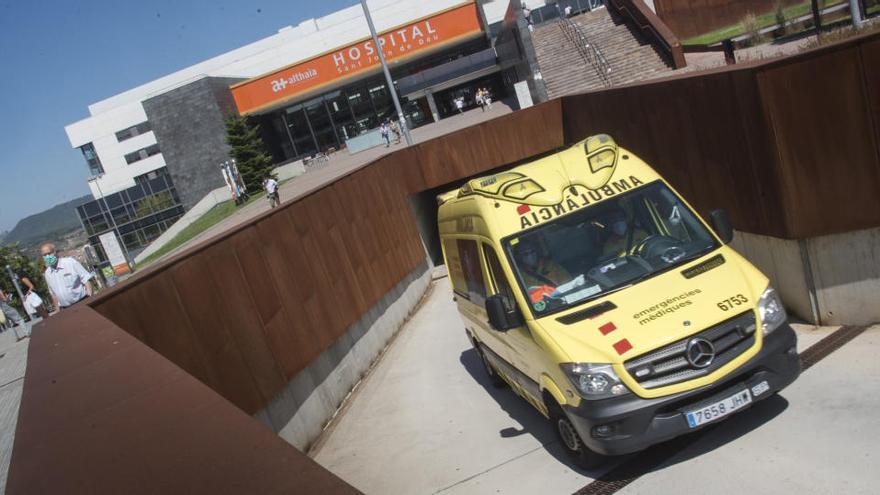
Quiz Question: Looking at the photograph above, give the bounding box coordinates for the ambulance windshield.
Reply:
[504,181,718,316]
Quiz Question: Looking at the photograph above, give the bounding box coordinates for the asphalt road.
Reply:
[312,278,879,495]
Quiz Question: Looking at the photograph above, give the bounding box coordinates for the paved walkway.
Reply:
[311,278,878,494]
[152,102,515,265]
[0,322,33,493]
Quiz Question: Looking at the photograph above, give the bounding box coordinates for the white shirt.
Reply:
[265,179,278,194]
[44,257,93,307]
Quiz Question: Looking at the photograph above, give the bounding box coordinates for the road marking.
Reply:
[572,325,872,495]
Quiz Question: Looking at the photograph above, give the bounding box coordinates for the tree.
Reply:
[224,114,275,195]
[0,244,49,313]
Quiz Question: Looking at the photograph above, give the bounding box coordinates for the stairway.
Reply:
[532,7,674,98]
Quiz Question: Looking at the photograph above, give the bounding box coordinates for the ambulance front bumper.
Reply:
[563,323,800,456]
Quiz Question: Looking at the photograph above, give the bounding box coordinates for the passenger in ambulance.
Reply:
[513,239,571,303]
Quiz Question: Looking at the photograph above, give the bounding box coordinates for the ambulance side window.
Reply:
[443,239,469,298]
[456,239,487,305]
[483,245,516,311]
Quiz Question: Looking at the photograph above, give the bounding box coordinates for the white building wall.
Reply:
[66,0,496,199]
[66,101,166,198]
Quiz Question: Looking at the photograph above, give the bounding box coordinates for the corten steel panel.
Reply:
[255,211,327,372]
[122,274,212,385]
[860,39,880,169]
[415,100,564,189]
[562,66,788,238]
[7,306,360,494]
[654,0,802,39]
[169,256,266,411]
[203,240,288,409]
[234,227,304,379]
[758,45,880,238]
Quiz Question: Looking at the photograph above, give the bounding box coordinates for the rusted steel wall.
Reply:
[7,305,360,494]
[563,32,880,239]
[75,30,880,423]
[89,99,566,415]
[654,0,803,39]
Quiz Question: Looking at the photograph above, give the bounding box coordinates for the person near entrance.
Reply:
[482,87,492,110]
[454,96,464,114]
[380,122,391,147]
[390,120,402,144]
[41,242,93,311]
[476,88,485,111]
[263,176,279,208]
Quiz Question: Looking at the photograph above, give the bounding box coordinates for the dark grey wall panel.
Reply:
[144,76,245,210]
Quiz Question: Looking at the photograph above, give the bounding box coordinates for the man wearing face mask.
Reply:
[600,208,648,258]
[514,240,571,302]
[40,242,93,311]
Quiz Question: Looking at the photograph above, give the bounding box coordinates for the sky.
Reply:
[0,0,356,232]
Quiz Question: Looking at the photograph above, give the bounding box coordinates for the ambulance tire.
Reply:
[476,343,506,388]
[549,402,604,470]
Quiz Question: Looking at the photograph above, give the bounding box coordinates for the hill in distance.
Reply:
[4,194,92,250]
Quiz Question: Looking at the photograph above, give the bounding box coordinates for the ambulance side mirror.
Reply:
[486,295,522,331]
[709,209,734,244]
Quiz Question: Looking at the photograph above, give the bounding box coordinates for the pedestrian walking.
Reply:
[455,96,464,114]
[40,242,93,310]
[389,120,402,144]
[476,88,485,111]
[263,176,280,208]
[0,290,29,340]
[380,121,391,147]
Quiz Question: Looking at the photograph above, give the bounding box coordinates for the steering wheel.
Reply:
[633,235,686,263]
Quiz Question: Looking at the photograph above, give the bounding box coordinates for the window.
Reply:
[505,181,718,317]
[79,143,104,176]
[115,121,152,142]
[453,239,486,305]
[124,143,161,164]
[484,245,516,311]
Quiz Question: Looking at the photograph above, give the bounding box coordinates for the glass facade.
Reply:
[260,39,497,162]
[77,167,184,264]
[79,142,104,177]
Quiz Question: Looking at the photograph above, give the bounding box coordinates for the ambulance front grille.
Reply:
[624,311,757,389]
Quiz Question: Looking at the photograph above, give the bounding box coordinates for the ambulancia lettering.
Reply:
[519,176,644,229]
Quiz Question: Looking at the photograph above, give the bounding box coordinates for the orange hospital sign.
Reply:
[231,3,483,114]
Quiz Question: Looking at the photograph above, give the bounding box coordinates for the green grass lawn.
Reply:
[136,194,262,268]
[684,1,846,46]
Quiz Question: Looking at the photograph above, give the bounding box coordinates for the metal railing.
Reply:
[557,15,613,88]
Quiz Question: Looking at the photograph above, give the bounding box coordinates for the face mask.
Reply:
[612,220,627,236]
[43,254,58,266]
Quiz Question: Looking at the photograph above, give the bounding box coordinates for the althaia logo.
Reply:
[331,21,439,72]
[271,69,318,93]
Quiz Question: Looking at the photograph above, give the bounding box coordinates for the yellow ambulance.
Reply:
[438,134,800,467]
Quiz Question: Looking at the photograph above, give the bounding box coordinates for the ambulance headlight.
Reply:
[758,286,787,336]
[560,363,630,400]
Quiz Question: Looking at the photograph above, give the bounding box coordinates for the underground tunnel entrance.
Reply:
[407,148,564,267]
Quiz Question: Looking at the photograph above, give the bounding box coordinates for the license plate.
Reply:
[685,389,752,428]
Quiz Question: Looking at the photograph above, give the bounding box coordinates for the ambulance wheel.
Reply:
[476,343,506,388]
[549,403,604,470]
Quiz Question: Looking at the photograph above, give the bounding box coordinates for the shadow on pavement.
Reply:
[459,348,606,477]
[459,347,791,480]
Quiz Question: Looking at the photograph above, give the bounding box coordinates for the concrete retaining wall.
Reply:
[731,227,880,326]
[254,260,432,450]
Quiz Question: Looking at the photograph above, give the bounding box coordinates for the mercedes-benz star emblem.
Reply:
[686,338,715,368]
